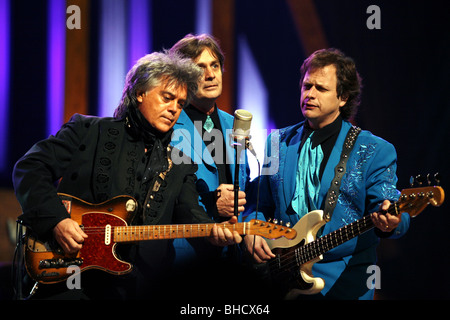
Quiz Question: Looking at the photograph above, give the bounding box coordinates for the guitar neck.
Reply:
[114,222,249,243]
[297,201,402,264]
[296,185,445,265]
[301,215,374,264]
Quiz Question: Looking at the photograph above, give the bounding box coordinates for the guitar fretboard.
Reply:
[114,222,249,242]
[296,215,374,264]
[296,201,404,264]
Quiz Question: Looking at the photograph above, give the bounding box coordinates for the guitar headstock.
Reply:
[399,185,445,218]
[248,220,297,240]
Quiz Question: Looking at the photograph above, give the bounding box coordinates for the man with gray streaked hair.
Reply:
[13,51,242,299]
[114,51,201,119]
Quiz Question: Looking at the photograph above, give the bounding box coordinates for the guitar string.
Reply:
[76,223,246,237]
[75,221,294,238]
[269,193,428,275]
[269,192,426,273]
[268,203,399,274]
[268,217,375,276]
[267,200,407,275]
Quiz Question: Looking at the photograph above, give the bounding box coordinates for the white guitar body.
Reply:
[266,210,327,299]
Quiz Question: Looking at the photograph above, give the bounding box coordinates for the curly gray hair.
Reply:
[114,51,202,119]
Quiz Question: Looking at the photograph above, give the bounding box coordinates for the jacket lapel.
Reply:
[218,109,236,180]
[282,125,304,209]
[172,110,216,168]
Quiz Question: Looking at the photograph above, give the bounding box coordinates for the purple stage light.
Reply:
[47,0,66,136]
[0,0,10,171]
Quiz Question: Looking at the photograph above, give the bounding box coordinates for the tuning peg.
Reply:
[415,174,426,186]
[286,222,291,228]
[434,172,441,186]
[426,173,431,186]
[410,176,414,187]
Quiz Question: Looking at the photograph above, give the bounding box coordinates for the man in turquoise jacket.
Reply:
[245,48,410,299]
[170,34,251,265]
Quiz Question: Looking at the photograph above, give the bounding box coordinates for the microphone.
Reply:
[231,109,256,157]
[232,109,252,141]
[231,110,255,217]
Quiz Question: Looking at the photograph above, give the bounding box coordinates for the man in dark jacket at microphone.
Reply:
[169,34,253,268]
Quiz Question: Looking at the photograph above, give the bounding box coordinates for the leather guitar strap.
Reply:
[134,145,174,224]
[323,126,361,221]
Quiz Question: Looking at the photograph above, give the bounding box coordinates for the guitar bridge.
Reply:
[38,258,83,269]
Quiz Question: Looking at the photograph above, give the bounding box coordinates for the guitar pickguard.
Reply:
[266,210,326,298]
[24,212,133,284]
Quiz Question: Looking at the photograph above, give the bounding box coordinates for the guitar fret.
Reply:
[113,219,295,244]
[296,214,377,266]
[294,248,300,266]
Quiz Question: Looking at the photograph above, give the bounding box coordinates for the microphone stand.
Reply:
[232,136,248,217]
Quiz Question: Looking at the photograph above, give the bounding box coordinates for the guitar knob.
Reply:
[409,176,414,187]
[126,199,137,212]
[434,172,441,186]
[415,174,425,186]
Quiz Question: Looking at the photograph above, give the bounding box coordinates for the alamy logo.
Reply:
[66,265,81,290]
[366,265,381,289]
[366,5,381,30]
[66,5,81,30]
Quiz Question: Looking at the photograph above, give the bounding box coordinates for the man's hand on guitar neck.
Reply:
[207,215,243,247]
[53,218,88,254]
[371,199,401,233]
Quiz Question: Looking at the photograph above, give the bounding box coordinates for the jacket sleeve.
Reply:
[13,114,87,238]
[365,139,410,239]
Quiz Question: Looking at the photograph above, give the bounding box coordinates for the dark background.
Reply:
[1,0,449,299]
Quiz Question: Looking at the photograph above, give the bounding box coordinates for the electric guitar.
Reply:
[24,193,296,284]
[266,185,445,299]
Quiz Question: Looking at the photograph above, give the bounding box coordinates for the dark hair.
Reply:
[114,51,202,119]
[169,33,225,71]
[300,48,362,120]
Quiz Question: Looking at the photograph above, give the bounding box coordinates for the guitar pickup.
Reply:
[38,258,83,269]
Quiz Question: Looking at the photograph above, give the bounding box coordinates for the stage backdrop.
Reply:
[0,0,448,299]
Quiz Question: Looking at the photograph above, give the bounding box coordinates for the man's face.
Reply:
[137,79,187,133]
[193,48,223,103]
[300,64,347,129]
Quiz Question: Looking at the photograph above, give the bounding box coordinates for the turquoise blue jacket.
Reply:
[171,108,251,262]
[253,120,410,299]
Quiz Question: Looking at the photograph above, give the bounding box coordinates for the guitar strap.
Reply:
[323,125,361,221]
[137,145,174,224]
